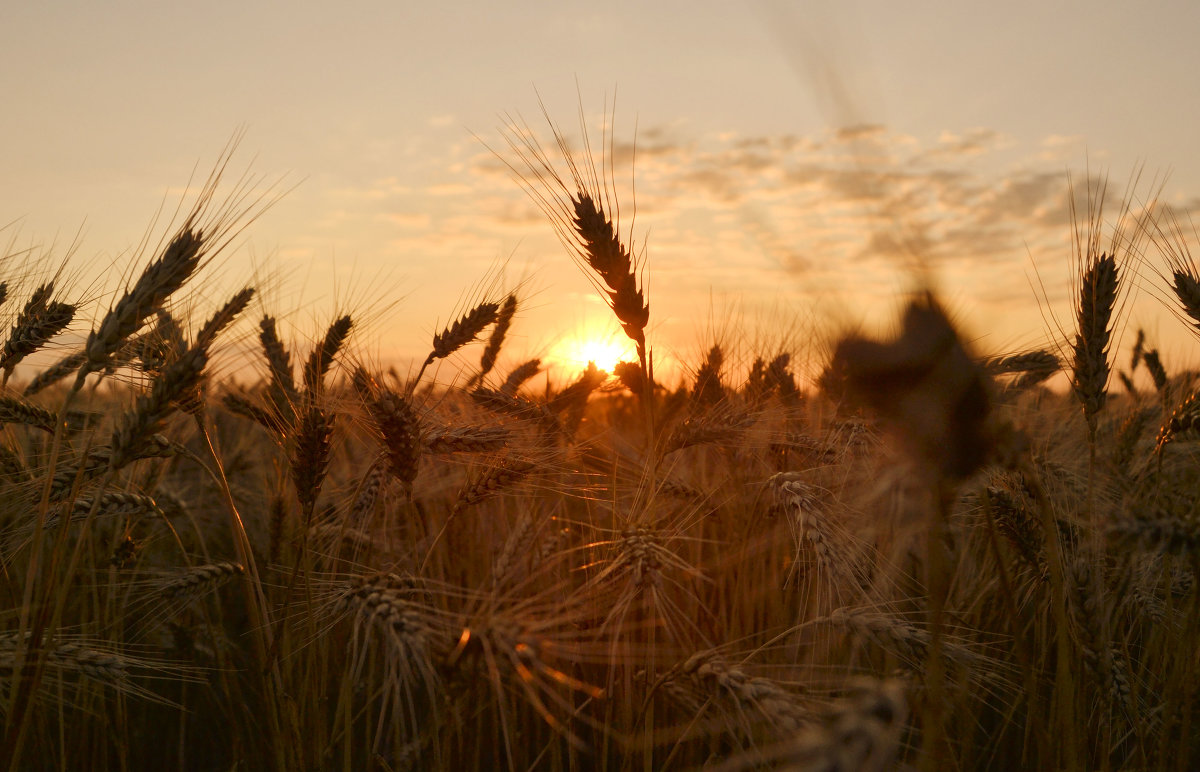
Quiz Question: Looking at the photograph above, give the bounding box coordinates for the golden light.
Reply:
[548,328,633,375]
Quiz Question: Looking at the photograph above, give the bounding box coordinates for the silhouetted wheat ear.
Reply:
[197,287,254,349]
[25,351,85,396]
[1170,268,1200,328]
[571,193,649,358]
[985,482,1046,574]
[222,391,277,431]
[479,293,517,380]
[109,346,208,470]
[355,369,422,488]
[78,227,204,390]
[258,315,297,429]
[291,404,334,519]
[500,358,541,396]
[428,300,499,364]
[548,361,607,415]
[988,350,1060,391]
[303,314,352,396]
[613,360,645,394]
[137,310,185,376]
[988,350,1060,377]
[766,353,798,397]
[692,345,725,407]
[1,282,75,378]
[0,635,133,687]
[1142,349,1168,392]
[176,287,255,415]
[1072,252,1118,434]
[70,492,162,519]
[423,424,510,453]
[1131,328,1146,371]
[0,395,64,434]
[658,650,812,732]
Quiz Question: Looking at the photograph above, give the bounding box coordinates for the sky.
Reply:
[4,1,1200,386]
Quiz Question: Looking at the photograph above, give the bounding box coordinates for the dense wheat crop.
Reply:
[1,127,1198,771]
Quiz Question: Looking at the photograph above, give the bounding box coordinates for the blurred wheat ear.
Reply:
[825,292,999,481]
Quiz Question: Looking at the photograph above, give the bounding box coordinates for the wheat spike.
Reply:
[1142,349,1168,392]
[659,650,813,733]
[500,358,542,396]
[1,282,75,380]
[1072,252,1118,434]
[354,368,422,488]
[291,405,334,521]
[1155,384,1200,452]
[159,562,245,601]
[765,353,798,399]
[303,314,353,396]
[109,346,208,470]
[259,315,297,426]
[0,395,65,434]
[571,193,650,358]
[988,350,1060,390]
[24,350,87,396]
[423,424,510,454]
[692,344,725,408]
[454,458,537,513]
[479,293,517,381]
[428,300,498,365]
[78,228,204,390]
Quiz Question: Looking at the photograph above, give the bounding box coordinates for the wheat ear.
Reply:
[1154,384,1200,453]
[303,314,352,396]
[1,282,75,382]
[1072,252,1119,437]
[355,368,422,490]
[77,228,204,391]
[478,293,517,383]
[412,299,499,390]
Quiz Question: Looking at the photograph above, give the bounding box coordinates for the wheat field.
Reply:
[1,128,1198,772]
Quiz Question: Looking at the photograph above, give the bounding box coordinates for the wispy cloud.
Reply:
[302,118,1185,373]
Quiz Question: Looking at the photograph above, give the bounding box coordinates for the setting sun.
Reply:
[548,329,633,375]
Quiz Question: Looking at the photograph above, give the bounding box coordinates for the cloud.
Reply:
[305,116,1191,373]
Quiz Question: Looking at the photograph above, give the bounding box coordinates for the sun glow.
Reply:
[549,330,633,375]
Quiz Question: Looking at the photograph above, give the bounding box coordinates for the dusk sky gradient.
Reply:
[5,1,1200,384]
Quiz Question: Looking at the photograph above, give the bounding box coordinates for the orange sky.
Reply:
[4,2,1200,387]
